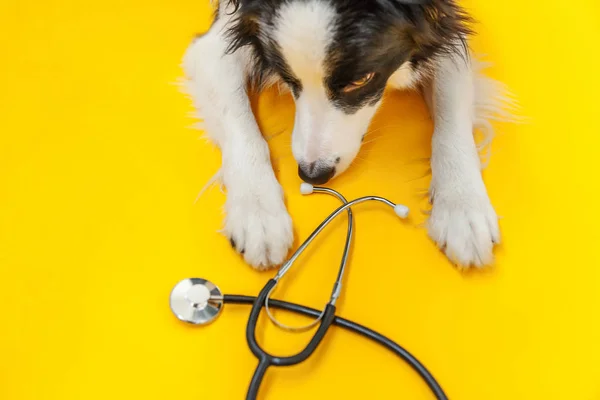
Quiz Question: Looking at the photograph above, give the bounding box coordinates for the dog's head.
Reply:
[225,0,471,184]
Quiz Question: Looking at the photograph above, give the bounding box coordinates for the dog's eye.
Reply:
[342,73,375,93]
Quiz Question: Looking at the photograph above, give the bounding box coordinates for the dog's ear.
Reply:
[395,0,431,3]
[394,0,474,61]
[222,0,241,12]
[379,0,431,7]
[223,1,262,55]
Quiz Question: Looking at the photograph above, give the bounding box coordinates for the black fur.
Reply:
[220,0,473,113]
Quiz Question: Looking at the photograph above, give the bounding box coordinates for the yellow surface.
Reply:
[1,1,600,399]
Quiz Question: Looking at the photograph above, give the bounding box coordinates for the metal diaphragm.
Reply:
[170,278,223,325]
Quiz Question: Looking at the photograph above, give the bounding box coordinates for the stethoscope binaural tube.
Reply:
[264,185,409,332]
[264,185,353,332]
[245,184,410,399]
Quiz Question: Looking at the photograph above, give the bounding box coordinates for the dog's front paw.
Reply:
[223,182,294,270]
[427,192,500,268]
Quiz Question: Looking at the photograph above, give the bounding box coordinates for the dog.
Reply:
[182,0,511,269]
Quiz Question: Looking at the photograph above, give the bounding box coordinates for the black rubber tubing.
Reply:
[224,294,449,400]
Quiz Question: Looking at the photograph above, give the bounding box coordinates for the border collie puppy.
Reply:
[183,0,510,269]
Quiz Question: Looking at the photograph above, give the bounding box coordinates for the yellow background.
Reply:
[1,1,600,399]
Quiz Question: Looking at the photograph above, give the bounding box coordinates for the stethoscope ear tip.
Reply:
[300,183,314,195]
[394,204,410,219]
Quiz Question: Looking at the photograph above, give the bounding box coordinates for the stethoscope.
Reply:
[170,183,448,400]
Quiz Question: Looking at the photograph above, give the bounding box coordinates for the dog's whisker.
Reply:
[361,137,386,146]
[363,124,407,137]
[404,169,432,183]
[264,129,287,141]
[194,168,222,204]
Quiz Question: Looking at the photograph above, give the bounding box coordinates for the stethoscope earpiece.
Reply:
[300,182,314,195]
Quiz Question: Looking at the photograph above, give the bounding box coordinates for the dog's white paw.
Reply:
[223,181,294,270]
[427,193,500,268]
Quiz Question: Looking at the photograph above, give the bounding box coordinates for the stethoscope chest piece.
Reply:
[170,278,224,325]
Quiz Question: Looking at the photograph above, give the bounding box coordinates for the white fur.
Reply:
[471,59,521,166]
[183,3,293,269]
[423,49,501,267]
[388,61,423,89]
[184,2,512,269]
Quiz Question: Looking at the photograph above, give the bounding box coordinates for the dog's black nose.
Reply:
[298,162,335,185]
